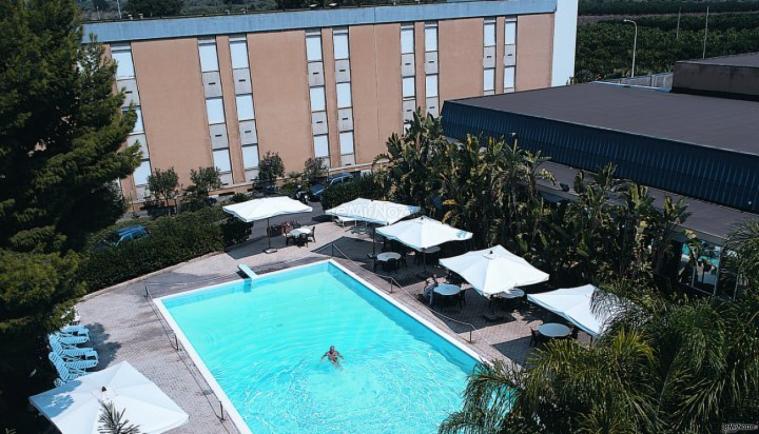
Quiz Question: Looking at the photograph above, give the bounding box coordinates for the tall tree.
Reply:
[0,0,139,428]
[147,167,179,211]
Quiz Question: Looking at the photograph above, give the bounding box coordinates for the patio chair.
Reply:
[398,251,409,268]
[49,335,99,364]
[49,352,88,387]
[307,226,316,243]
[382,258,399,272]
[52,332,89,346]
[49,350,97,372]
[60,324,89,338]
[295,233,309,247]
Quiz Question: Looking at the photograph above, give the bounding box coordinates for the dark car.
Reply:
[95,225,149,250]
[307,173,354,201]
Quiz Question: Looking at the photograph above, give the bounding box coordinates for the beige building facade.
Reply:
[84,0,578,201]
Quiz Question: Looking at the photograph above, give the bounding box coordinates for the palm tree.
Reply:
[98,401,141,434]
[440,286,759,434]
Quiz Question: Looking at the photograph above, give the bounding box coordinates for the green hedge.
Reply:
[79,207,250,291]
[320,174,385,210]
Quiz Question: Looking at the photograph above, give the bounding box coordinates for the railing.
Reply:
[143,285,233,431]
[316,241,479,343]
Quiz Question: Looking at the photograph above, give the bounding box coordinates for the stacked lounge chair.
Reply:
[47,323,99,386]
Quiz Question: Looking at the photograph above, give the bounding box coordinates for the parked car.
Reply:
[95,225,149,250]
[307,173,354,201]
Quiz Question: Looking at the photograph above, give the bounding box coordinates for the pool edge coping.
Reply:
[153,258,488,434]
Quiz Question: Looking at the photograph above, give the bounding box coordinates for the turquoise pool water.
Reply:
[160,261,479,433]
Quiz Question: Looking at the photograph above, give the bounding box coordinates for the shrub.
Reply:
[79,207,229,291]
[321,173,385,210]
[229,192,249,203]
[221,217,252,246]
[256,152,285,190]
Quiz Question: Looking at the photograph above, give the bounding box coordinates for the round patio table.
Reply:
[376,252,401,262]
[538,323,571,338]
[433,283,461,296]
[287,227,311,237]
[430,283,463,306]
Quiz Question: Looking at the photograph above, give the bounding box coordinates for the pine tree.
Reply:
[0,0,140,429]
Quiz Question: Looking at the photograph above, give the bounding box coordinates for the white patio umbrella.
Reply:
[29,361,188,434]
[325,198,420,226]
[376,216,472,271]
[223,196,313,253]
[527,284,624,337]
[439,245,549,298]
[326,198,421,254]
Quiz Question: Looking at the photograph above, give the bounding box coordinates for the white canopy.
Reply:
[325,198,420,226]
[439,245,549,298]
[527,284,623,337]
[376,216,472,251]
[29,362,188,434]
[223,196,313,223]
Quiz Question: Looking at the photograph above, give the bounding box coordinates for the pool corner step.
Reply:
[237,264,259,280]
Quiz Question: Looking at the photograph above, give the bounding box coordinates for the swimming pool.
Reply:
[156,260,482,434]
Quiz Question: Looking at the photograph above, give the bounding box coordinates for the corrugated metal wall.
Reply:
[442,102,759,213]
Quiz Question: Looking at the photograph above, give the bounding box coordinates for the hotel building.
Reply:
[83,0,578,201]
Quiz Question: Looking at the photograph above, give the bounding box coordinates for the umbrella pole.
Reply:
[264,217,277,254]
[372,226,376,257]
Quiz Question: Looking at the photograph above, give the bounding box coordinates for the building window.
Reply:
[425,75,438,98]
[230,39,249,69]
[339,131,354,156]
[133,160,152,186]
[401,25,414,54]
[306,33,323,62]
[242,145,260,169]
[112,46,135,79]
[336,82,352,109]
[205,98,225,124]
[402,77,416,98]
[484,19,496,47]
[236,94,255,121]
[132,107,144,133]
[505,20,517,45]
[503,18,517,94]
[424,22,439,116]
[313,135,330,158]
[333,30,349,60]
[504,66,516,90]
[484,68,495,92]
[198,40,219,72]
[309,86,326,112]
[424,23,438,52]
[213,149,232,173]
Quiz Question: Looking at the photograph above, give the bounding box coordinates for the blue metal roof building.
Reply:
[442,81,759,215]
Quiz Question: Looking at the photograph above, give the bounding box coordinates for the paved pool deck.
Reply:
[77,218,573,433]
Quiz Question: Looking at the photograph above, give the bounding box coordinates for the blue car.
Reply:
[96,225,149,250]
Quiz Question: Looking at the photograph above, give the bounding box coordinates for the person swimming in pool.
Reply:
[321,345,343,367]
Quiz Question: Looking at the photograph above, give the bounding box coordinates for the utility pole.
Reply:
[702,6,710,58]
[676,8,681,40]
[624,19,638,78]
